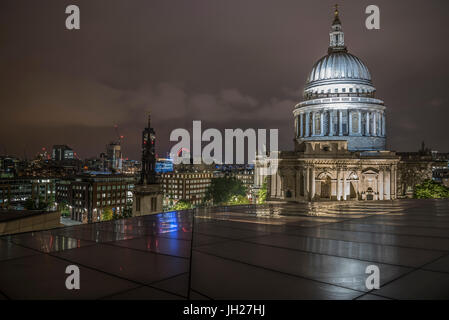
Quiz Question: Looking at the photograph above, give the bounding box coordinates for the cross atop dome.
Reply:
[333,4,341,26]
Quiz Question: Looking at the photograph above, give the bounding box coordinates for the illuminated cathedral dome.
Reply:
[306,52,372,88]
[293,5,387,151]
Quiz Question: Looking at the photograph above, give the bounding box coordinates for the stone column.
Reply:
[274,171,279,197]
[336,169,341,201]
[378,170,384,200]
[366,112,370,136]
[329,111,334,136]
[372,112,377,136]
[393,165,397,199]
[296,171,300,199]
[320,111,324,136]
[375,112,379,137]
[339,111,343,136]
[358,111,362,135]
[382,113,386,137]
[300,113,304,137]
[348,111,353,135]
[295,116,298,137]
[356,171,362,200]
[312,112,316,136]
[384,169,391,200]
[310,167,315,201]
[342,170,347,200]
[276,172,281,198]
[390,166,395,200]
[304,168,309,200]
[255,166,259,187]
[379,112,382,137]
[305,112,310,137]
[376,112,380,137]
[294,117,298,137]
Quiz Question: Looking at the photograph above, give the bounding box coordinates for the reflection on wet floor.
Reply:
[0,199,449,299]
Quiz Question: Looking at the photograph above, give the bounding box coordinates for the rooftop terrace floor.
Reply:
[1,199,449,300]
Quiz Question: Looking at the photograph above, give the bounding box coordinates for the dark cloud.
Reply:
[0,0,448,159]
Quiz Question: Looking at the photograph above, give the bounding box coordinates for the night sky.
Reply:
[1,0,448,160]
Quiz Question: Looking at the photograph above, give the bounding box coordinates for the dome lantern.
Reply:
[329,4,346,53]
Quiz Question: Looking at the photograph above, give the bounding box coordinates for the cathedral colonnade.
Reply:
[267,164,398,202]
[295,108,386,139]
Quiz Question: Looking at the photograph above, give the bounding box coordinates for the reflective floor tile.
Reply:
[325,222,449,238]
[246,233,444,267]
[50,229,140,243]
[103,285,184,300]
[152,273,189,297]
[0,254,139,299]
[374,270,449,300]
[194,224,270,239]
[188,290,211,300]
[355,293,392,300]
[422,254,449,273]
[52,243,189,285]
[195,241,411,292]
[191,251,361,300]
[193,234,229,247]
[158,229,192,241]
[289,227,449,251]
[207,219,287,233]
[0,239,39,262]
[109,236,191,258]
[9,231,96,253]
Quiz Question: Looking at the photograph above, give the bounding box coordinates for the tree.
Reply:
[204,177,247,206]
[414,180,449,199]
[24,196,52,211]
[228,195,250,205]
[257,178,268,204]
[172,200,193,210]
[102,208,113,221]
[58,201,70,217]
[24,198,36,210]
[122,204,133,218]
[46,194,56,210]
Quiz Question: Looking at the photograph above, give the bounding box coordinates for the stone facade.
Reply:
[257,141,400,202]
[133,184,163,216]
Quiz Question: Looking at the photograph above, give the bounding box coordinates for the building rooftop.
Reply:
[0,210,53,223]
[1,199,449,299]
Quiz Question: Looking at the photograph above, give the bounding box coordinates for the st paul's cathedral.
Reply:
[255,7,435,202]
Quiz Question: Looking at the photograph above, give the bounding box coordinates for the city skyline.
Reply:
[1,1,449,303]
[1,0,449,160]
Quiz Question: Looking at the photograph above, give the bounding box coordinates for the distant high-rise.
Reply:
[106,142,122,171]
[52,145,74,161]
